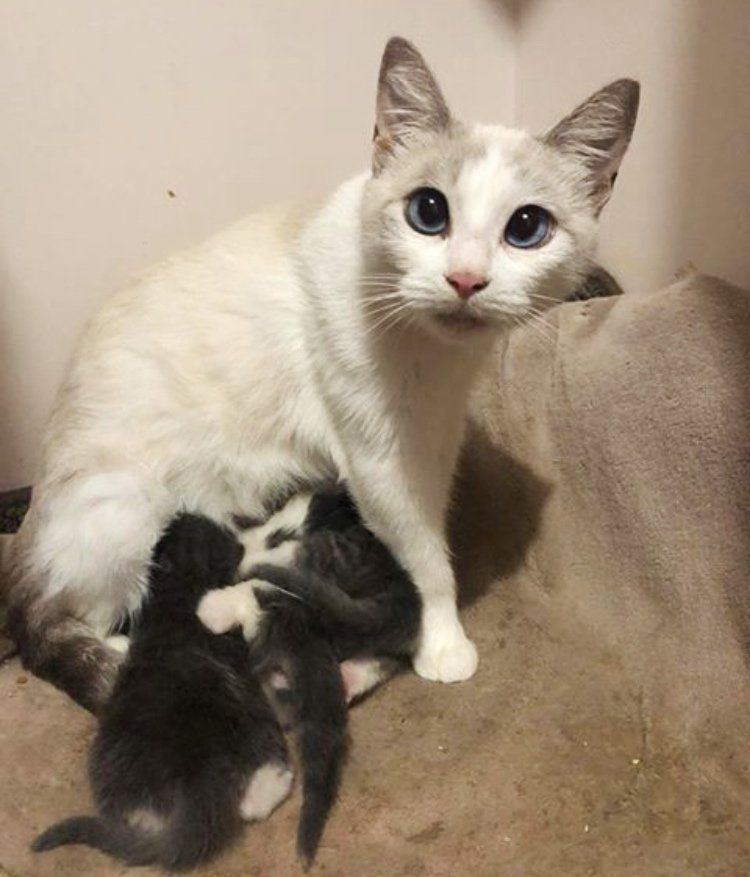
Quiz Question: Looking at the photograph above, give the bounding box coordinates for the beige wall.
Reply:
[2,1,749,490]
[514,0,750,294]
[0,0,515,489]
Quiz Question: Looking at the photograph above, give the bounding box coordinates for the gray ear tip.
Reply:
[610,78,641,107]
[382,35,419,63]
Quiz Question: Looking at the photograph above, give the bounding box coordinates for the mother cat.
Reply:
[5,38,638,711]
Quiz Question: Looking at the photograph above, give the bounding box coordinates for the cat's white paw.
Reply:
[413,619,478,683]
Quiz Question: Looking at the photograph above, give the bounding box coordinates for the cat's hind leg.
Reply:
[5,469,166,713]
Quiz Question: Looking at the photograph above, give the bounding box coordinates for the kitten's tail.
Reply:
[251,563,416,639]
[32,816,161,866]
[31,799,234,869]
[283,632,348,869]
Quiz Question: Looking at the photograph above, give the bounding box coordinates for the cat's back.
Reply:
[99,628,255,764]
[40,197,324,473]
[72,198,313,375]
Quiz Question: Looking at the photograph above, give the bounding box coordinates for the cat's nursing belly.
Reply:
[163,440,336,523]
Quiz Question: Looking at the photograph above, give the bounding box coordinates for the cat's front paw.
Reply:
[413,619,478,683]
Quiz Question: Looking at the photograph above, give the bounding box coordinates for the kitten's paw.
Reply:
[197,588,241,634]
[197,582,263,639]
[340,657,399,703]
[413,621,478,683]
[240,762,294,822]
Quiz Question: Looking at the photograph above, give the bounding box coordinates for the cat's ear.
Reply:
[544,79,640,213]
[373,37,451,173]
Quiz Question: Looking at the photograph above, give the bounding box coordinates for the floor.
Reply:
[1,572,747,877]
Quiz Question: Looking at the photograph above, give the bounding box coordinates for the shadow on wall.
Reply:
[676,1,750,289]
[485,0,750,291]
[0,258,25,488]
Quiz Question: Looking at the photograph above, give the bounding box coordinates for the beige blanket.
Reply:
[1,274,748,876]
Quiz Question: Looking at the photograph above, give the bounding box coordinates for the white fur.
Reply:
[233,492,311,559]
[127,807,165,834]
[340,658,394,702]
[234,495,310,577]
[197,581,264,640]
[268,670,290,692]
[10,40,634,685]
[105,634,130,655]
[239,540,299,580]
[239,762,294,822]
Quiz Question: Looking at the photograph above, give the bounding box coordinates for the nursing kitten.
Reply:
[32,514,292,871]
[198,485,422,866]
[6,37,640,709]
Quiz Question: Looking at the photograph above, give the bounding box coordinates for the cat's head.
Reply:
[361,37,639,343]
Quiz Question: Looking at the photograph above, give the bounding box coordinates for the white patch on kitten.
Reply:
[105,634,130,655]
[340,657,396,702]
[239,762,294,822]
[234,492,310,576]
[127,807,165,834]
[197,580,264,639]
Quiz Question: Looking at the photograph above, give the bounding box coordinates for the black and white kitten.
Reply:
[198,484,423,867]
[32,514,292,870]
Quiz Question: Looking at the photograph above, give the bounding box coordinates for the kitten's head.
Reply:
[152,513,244,594]
[362,37,639,343]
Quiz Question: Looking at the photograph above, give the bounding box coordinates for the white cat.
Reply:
[5,38,639,711]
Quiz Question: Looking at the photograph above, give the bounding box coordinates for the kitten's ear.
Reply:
[544,79,640,213]
[373,37,451,173]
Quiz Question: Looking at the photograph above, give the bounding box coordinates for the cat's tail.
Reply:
[31,799,236,870]
[280,630,348,869]
[31,815,164,866]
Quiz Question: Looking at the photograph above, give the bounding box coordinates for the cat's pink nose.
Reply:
[445,272,489,300]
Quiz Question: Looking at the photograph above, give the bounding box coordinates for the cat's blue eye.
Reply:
[504,205,553,249]
[405,188,449,236]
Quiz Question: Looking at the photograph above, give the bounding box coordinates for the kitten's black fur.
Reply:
[32,514,289,871]
[246,485,422,866]
[566,264,624,301]
[33,487,421,870]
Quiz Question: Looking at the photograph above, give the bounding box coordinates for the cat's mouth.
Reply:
[432,309,491,334]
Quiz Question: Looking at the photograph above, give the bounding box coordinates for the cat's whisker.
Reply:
[528,307,559,332]
[361,297,407,316]
[523,311,557,346]
[360,289,404,299]
[361,293,408,311]
[529,292,565,304]
[253,581,308,605]
[366,306,409,336]
[366,302,413,341]
[363,304,406,321]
